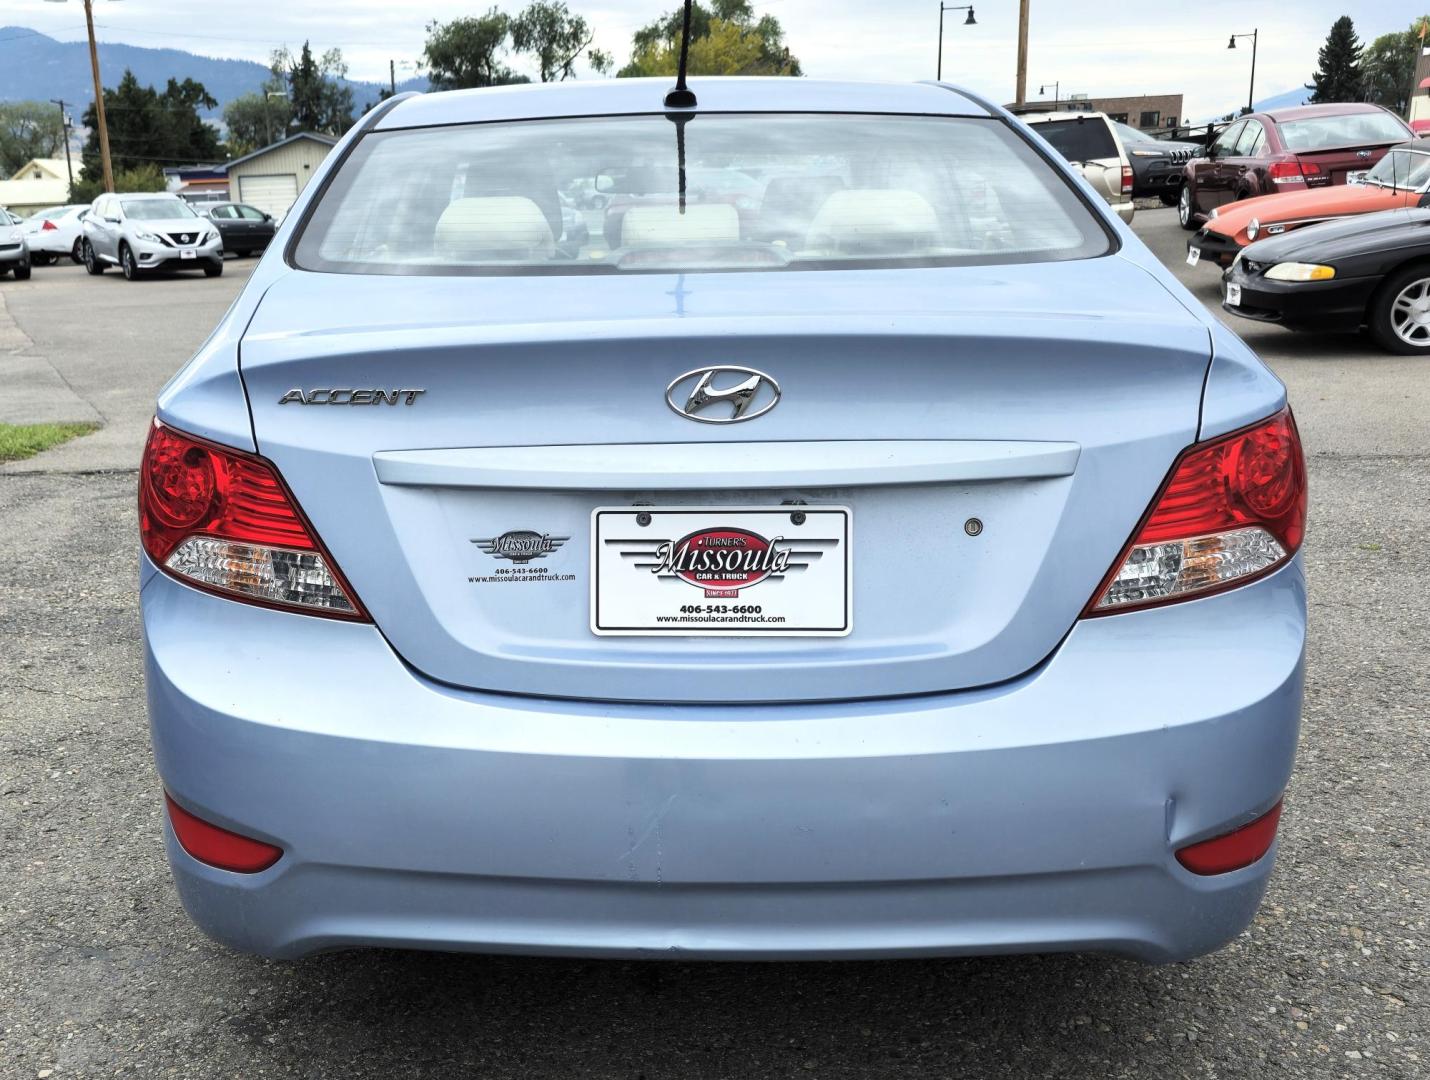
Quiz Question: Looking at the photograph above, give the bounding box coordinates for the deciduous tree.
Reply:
[421,11,530,90]
[1361,18,1430,116]
[0,101,66,176]
[76,71,221,188]
[273,43,354,136]
[619,0,800,78]
[511,2,610,81]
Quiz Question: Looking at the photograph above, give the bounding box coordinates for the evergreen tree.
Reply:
[77,70,221,188]
[1307,16,1365,103]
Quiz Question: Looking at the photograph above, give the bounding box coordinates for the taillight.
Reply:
[1121,165,1134,194]
[1269,161,1317,185]
[42,219,58,231]
[165,794,282,873]
[139,420,367,619]
[1087,409,1306,614]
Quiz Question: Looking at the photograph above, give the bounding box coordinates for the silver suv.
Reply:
[81,193,223,281]
[1020,111,1136,224]
[0,207,31,280]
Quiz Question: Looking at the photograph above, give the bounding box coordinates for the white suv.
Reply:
[1020,111,1136,223]
[81,193,223,281]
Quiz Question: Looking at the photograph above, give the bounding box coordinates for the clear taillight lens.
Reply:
[139,420,367,619]
[1087,409,1306,614]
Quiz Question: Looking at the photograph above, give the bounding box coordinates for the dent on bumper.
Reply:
[143,556,1306,962]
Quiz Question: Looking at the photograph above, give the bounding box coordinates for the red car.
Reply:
[1177,103,1413,230]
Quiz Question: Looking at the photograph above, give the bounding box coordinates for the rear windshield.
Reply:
[294,113,1110,275]
[1027,118,1118,162]
[1279,112,1411,152]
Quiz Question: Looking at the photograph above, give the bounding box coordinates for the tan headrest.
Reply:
[621,203,741,247]
[434,196,554,261]
[805,189,940,254]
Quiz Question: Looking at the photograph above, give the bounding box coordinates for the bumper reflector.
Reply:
[165,794,282,873]
[1175,800,1283,875]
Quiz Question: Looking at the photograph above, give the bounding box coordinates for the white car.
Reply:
[1020,111,1136,224]
[1,207,31,279]
[21,204,91,265]
[81,192,223,281]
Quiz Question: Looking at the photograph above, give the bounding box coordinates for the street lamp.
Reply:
[937,4,976,82]
[263,90,289,147]
[1039,81,1060,108]
[43,0,118,192]
[1228,29,1258,115]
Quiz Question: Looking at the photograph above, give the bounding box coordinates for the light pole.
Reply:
[1228,29,1258,115]
[1039,81,1060,108]
[43,0,115,193]
[936,4,976,82]
[263,90,288,146]
[49,98,75,188]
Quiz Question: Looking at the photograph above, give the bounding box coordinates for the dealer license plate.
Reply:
[1186,246,1201,267]
[591,506,851,636]
[1225,282,1242,307]
[180,249,197,260]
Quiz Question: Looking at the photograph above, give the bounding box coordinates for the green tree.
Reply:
[0,100,66,175]
[272,43,354,136]
[511,1,610,81]
[222,78,293,158]
[1361,18,1429,116]
[619,0,800,78]
[69,162,166,204]
[1307,15,1365,103]
[421,11,531,90]
[77,71,222,187]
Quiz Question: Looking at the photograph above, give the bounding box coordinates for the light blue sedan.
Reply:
[140,76,1307,963]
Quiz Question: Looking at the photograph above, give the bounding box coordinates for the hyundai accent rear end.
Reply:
[141,78,1307,963]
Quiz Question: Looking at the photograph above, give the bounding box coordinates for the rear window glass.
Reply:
[1279,111,1411,152]
[1027,118,1118,162]
[293,113,1110,276]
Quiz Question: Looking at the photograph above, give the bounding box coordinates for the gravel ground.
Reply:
[0,211,1427,1078]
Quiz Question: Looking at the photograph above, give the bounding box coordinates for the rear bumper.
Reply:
[143,555,1306,963]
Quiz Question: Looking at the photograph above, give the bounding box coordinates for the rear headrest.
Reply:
[805,189,940,255]
[621,203,741,247]
[434,197,554,261]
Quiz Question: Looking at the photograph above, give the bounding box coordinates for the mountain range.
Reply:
[0,26,428,120]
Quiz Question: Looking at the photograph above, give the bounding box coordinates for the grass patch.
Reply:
[0,422,101,463]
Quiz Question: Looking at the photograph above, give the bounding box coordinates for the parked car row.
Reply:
[0,194,277,282]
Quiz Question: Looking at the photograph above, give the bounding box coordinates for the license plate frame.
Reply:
[591,506,852,637]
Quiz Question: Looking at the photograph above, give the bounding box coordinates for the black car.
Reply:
[199,201,276,256]
[1221,206,1430,353]
[1113,122,1200,204]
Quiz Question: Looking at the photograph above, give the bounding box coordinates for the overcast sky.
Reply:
[7,0,1418,121]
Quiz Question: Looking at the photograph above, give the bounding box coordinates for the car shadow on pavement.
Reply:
[217,946,1221,1075]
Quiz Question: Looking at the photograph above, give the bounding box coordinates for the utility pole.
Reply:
[1015,0,1030,106]
[82,0,114,192]
[49,99,75,188]
[390,58,397,97]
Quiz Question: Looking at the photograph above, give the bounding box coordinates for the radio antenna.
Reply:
[664,0,697,108]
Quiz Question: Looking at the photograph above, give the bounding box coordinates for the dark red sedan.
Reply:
[1177,103,1413,230]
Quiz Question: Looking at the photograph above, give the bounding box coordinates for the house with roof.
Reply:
[0,158,73,217]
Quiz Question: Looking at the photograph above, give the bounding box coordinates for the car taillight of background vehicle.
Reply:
[1086,408,1306,614]
[42,220,58,231]
[139,420,367,619]
[1121,165,1133,194]
[1269,161,1322,185]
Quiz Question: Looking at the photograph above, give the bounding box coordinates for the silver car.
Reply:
[1021,111,1136,223]
[0,207,31,279]
[81,192,223,280]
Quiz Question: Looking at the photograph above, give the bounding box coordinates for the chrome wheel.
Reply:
[121,245,137,281]
[1389,276,1430,346]
[1177,184,1192,228]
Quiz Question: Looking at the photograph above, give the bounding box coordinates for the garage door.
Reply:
[237,174,300,219]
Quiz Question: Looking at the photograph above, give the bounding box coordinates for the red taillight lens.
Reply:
[42,219,58,231]
[1176,800,1283,875]
[1269,161,1317,185]
[1121,165,1134,194]
[1087,409,1306,614]
[165,794,282,873]
[139,420,366,619]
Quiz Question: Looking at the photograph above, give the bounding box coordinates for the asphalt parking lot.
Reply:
[1,209,1426,1079]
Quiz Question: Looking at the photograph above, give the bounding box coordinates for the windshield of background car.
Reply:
[294,113,1111,275]
[1027,118,1118,162]
[1278,112,1412,152]
[123,199,197,220]
[1364,148,1430,191]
